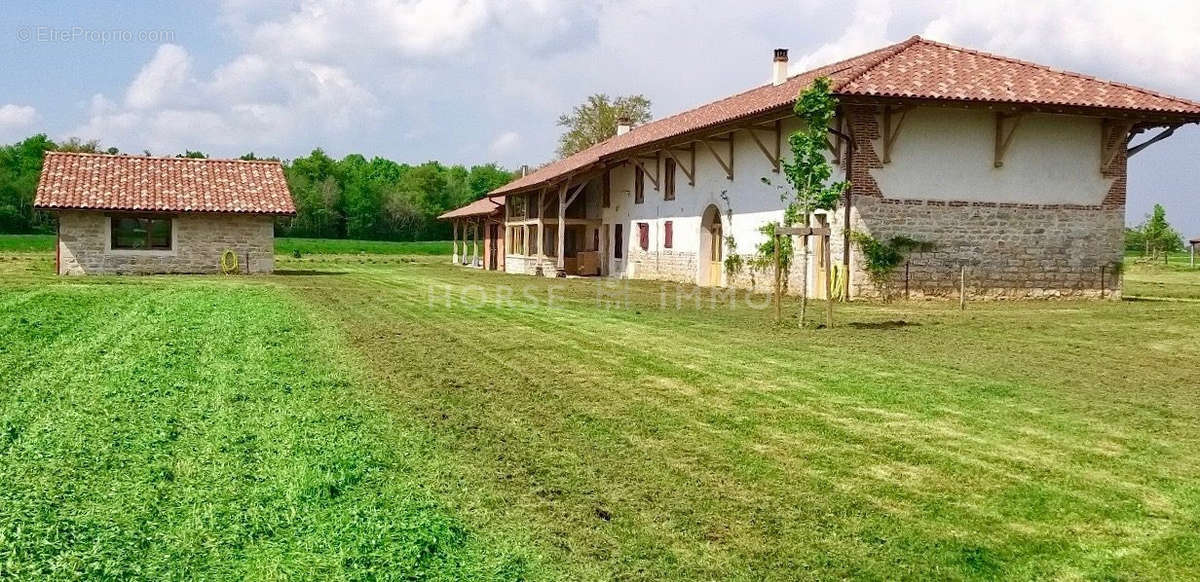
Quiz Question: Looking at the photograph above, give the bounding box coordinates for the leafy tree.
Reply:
[1133,204,1183,259]
[56,137,103,153]
[556,94,652,158]
[178,150,208,159]
[0,134,57,233]
[468,163,518,198]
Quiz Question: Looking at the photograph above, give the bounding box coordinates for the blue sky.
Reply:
[1,0,1197,235]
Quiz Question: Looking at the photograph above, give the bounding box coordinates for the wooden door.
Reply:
[709,221,722,286]
[812,215,829,299]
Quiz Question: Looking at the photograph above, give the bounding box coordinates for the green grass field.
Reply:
[2,239,1200,579]
[0,234,451,256]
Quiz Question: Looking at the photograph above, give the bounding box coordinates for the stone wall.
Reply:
[847,197,1124,299]
[625,248,698,284]
[57,211,275,275]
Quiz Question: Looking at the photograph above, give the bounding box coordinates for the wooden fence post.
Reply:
[773,233,781,323]
[825,235,834,328]
[959,265,966,311]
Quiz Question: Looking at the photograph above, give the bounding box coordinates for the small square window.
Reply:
[111,215,171,250]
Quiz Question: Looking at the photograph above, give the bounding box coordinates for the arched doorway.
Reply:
[699,204,723,286]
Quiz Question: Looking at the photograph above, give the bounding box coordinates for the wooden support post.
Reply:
[1100,264,1106,299]
[472,220,479,266]
[994,113,1022,168]
[557,181,567,274]
[773,233,781,323]
[537,190,546,261]
[451,220,459,264]
[905,261,910,300]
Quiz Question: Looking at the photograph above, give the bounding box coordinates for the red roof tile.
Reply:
[438,195,505,220]
[34,152,296,215]
[492,36,1200,197]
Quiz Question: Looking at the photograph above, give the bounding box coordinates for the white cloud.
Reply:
[919,0,1200,93]
[125,44,192,109]
[74,43,377,154]
[0,104,38,130]
[488,131,521,157]
[243,0,492,60]
[791,0,894,73]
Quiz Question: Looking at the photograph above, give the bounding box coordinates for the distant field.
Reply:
[0,234,451,256]
[3,247,1200,578]
[0,234,54,252]
[275,238,451,256]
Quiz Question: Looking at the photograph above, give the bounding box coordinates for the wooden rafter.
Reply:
[882,105,910,164]
[701,135,734,180]
[831,114,844,165]
[746,120,782,173]
[994,112,1024,168]
[1100,120,1133,171]
[662,143,696,186]
[629,155,660,190]
[564,182,586,208]
[1127,124,1180,158]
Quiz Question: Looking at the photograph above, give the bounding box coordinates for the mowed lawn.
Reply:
[3,241,1200,579]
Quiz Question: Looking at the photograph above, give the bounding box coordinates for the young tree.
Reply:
[556,94,652,158]
[756,77,848,324]
[1135,203,1184,259]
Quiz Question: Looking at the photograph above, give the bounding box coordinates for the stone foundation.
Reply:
[845,197,1124,299]
[57,211,276,275]
[626,249,698,284]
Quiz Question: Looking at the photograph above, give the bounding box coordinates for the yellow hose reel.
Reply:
[220,249,239,274]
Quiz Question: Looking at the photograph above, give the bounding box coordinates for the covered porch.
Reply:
[437,195,506,271]
[500,172,605,277]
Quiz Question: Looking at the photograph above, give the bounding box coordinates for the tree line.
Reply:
[0,134,517,241]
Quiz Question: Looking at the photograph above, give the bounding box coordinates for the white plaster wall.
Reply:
[602,117,841,285]
[871,109,1112,205]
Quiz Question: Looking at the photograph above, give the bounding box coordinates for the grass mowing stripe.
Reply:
[269,259,1200,579]
[0,281,531,580]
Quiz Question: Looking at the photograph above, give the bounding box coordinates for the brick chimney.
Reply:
[616,116,632,136]
[772,48,789,86]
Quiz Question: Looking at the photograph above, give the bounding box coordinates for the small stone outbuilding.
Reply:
[34,152,296,275]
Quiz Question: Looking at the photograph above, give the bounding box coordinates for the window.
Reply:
[664,220,673,249]
[634,165,645,204]
[110,215,171,250]
[602,170,611,208]
[664,157,676,200]
[638,222,649,251]
[614,224,623,259]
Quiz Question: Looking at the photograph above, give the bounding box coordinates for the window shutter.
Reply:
[664,220,673,249]
[638,222,649,251]
[634,166,644,204]
[664,158,675,200]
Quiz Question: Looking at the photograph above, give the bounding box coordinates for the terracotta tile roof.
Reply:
[438,195,505,220]
[34,152,296,215]
[492,36,1200,197]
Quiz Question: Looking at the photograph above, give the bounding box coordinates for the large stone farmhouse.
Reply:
[449,36,1200,299]
[35,152,295,275]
